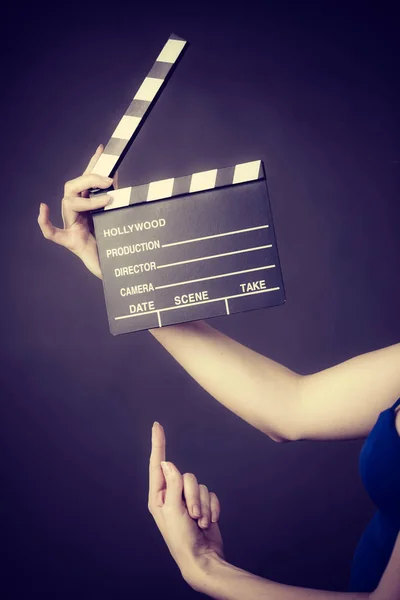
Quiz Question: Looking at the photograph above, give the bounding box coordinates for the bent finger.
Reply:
[61,193,111,230]
[198,484,211,529]
[183,473,201,519]
[62,193,111,216]
[161,461,184,509]
[64,173,113,197]
[38,203,67,246]
[210,492,221,523]
[82,170,119,199]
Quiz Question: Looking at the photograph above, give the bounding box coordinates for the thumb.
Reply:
[161,462,184,508]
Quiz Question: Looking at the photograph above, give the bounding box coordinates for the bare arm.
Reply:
[189,553,369,600]
[150,321,302,442]
[188,531,400,600]
[297,343,400,440]
[150,323,400,442]
[40,147,400,443]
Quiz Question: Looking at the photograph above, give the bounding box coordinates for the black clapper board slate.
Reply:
[90,34,285,335]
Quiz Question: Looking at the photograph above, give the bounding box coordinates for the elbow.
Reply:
[270,376,305,443]
[260,375,305,443]
[262,417,302,444]
[271,434,295,444]
[267,431,296,443]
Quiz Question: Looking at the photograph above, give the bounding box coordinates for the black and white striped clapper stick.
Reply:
[90,33,187,186]
[96,160,265,209]
[89,35,286,335]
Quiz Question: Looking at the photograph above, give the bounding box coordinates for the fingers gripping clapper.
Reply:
[89,34,286,335]
[98,161,264,210]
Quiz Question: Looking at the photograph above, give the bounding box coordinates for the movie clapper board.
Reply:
[90,34,285,335]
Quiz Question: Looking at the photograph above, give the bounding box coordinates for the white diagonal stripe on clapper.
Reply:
[112,116,141,140]
[91,153,119,177]
[156,39,186,63]
[134,77,164,102]
[104,186,132,210]
[189,169,218,192]
[147,178,175,201]
[232,161,261,184]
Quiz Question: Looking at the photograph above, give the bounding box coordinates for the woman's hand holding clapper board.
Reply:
[38,145,116,279]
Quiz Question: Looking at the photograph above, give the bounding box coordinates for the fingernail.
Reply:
[193,504,201,517]
[97,144,104,151]
[211,511,218,523]
[153,421,160,427]
[101,176,113,182]
[200,518,209,528]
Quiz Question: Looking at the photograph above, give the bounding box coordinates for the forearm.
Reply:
[149,321,302,441]
[98,257,400,440]
[96,261,300,441]
[187,555,369,600]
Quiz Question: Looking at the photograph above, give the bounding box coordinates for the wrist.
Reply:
[182,551,227,592]
[78,253,102,279]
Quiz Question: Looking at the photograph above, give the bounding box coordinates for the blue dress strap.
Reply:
[393,398,400,409]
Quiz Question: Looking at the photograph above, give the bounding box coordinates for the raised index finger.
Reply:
[149,422,166,504]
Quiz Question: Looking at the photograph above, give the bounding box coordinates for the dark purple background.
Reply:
[2,1,399,598]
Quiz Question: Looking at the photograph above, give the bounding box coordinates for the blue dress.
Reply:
[348,397,400,592]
